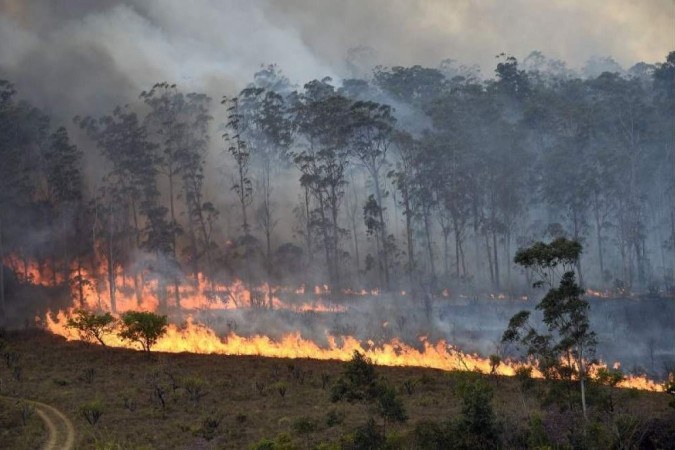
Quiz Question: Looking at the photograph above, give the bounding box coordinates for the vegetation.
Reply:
[118,312,168,353]
[66,310,116,346]
[2,52,675,329]
[0,330,672,449]
[503,238,596,420]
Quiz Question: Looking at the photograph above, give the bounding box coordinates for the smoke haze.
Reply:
[0,0,672,117]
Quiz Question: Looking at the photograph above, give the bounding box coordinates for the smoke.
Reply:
[0,0,672,118]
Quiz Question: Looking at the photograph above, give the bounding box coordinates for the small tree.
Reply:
[453,379,500,448]
[66,310,116,346]
[118,311,168,353]
[502,238,596,421]
[331,351,381,402]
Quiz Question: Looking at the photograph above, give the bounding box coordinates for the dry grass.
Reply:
[0,329,671,449]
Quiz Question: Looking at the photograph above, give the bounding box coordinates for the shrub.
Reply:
[80,399,104,426]
[66,310,116,346]
[82,367,96,384]
[412,419,447,449]
[18,401,34,426]
[182,376,208,405]
[194,411,223,441]
[331,351,381,402]
[351,418,385,450]
[326,408,345,427]
[275,381,288,399]
[255,380,267,396]
[118,311,168,353]
[248,432,297,450]
[122,393,137,412]
[292,417,318,447]
[515,366,534,391]
[402,378,417,395]
[452,379,500,448]
[376,385,408,429]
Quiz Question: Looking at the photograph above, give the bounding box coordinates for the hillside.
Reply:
[0,330,673,449]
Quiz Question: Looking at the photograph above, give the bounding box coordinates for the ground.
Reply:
[0,329,672,449]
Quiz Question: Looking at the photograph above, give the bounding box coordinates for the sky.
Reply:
[0,0,672,117]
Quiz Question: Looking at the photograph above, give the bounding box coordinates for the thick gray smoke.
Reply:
[0,0,672,118]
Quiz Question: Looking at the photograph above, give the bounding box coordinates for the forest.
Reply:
[1,51,674,323]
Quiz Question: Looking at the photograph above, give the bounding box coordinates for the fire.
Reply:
[586,289,612,298]
[43,308,664,392]
[7,255,666,393]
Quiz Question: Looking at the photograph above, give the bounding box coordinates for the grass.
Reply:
[0,329,672,449]
[0,396,46,449]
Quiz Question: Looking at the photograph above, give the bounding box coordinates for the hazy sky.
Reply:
[0,0,672,117]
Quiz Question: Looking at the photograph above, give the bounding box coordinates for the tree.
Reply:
[347,100,396,290]
[292,79,350,287]
[223,96,254,237]
[503,238,596,421]
[118,311,168,353]
[66,310,116,346]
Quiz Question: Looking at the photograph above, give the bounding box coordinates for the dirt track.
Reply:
[0,395,75,450]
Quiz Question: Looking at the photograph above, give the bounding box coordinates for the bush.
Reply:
[274,381,288,399]
[376,385,407,427]
[351,418,385,450]
[450,378,500,448]
[118,311,168,352]
[331,351,381,402]
[292,416,318,447]
[66,310,116,346]
[194,411,223,441]
[248,432,297,450]
[402,378,417,395]
[182,376,208,405]
[515,366,534,391]
[326,408,345,427]
[18,401,34,426]
[80,399,104,426]
[411,419,447,449]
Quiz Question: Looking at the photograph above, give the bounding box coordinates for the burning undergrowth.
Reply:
[6,256,660,393]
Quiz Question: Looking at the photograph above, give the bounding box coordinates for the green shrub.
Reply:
[66,310,116,346]
[376,385,408,427]
[80,399,104,426]
[352,418,385,450]
[331,351,382,402]
[118,311,168,352]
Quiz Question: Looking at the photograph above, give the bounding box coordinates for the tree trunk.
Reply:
[373,172,390,290]
[492,229,500,292]
[403,193,414,290]
[0,217,5,327]
[593,194,605,286]
[579,350,588,422]
[107,211,116,314]
[423,207,436,282]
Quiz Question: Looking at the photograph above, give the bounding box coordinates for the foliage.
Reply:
[80,399,104,426]
[67,310,116,346]
[118,311,168,352]
[375,385,408,425]
[504,239,596,419]
[331,351,382,402]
